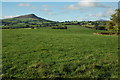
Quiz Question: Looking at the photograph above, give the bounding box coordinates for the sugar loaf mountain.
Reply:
[1,14,57,29]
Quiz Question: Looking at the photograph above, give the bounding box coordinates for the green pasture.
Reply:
[2,25,118,78]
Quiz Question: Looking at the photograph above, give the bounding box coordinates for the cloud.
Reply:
[42,8,50,12]
[87,8,115,18]
[31,6,37,9]
[78,0,109,8]
[88,13,106,17]
[94,3,109,8]
[41,5,49,8]
[40,5,52,12]
[40,5,55,15]
[63,0,109,11]
[78,0,96,7]
[63,4,80,10]
[2,15,17,18]
[47,12,55,15]
[18,3,37,9]
[106,8,115,16]
[18,3,31,7]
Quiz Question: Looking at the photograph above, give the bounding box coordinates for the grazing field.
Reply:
[2,25,118,78]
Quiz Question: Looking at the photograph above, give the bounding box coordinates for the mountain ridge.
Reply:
[96,19,108,21]
[1,14,54,26]
[13,14,53,22]
[14,14,43,20]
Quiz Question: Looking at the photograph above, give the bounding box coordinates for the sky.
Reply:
[1,1,119,21]
[1,0,119,2]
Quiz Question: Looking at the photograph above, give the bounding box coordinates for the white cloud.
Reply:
[87,8,115,18]
[88,13,106,17]
[43,8,50,12]
[41,5,49,8]
[78,0,95,7]
[106,8,115,16]
[63,0,109,11]
[18,3,31,7]
[18,3,38,10]
[2,15,17,18]
[78,0,109,8]
[40,5,52,12]
[40,5,55,15]
[63,4,80,10]
[31,6,37,9]
[47,12,55,15]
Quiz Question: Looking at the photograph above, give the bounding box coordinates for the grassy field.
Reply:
[2,25,118,78]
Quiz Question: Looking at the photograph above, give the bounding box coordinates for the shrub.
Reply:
[105,21,115,31]
[94,25,106,30]
[52,26,67,29]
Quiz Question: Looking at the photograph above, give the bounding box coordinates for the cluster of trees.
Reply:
[106,9,120,33]
[1,26,30,29]
[1,18,55,29]
[62,21,106,26]
[81,21,106,30]
[1,24,32,29]
[1,21,60,29]
[62,20,107,30]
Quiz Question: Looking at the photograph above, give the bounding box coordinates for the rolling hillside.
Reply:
[1,14,54,28]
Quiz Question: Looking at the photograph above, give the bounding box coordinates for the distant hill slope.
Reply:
[15,14,40,19]
[96,19,108,21]
[2,14,54,26]
[14,14,52,22]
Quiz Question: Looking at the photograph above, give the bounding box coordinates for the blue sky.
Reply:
[1,2,118,21]
[1,0,119,2]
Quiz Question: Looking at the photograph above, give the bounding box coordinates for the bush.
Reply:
[94,25,106,30]
[52,26,67,29]
[105,21,115,31]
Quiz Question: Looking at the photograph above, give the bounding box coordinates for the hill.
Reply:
[96,19,108,21]
[1,14,54,29]
[15,14,41,19]
[14,14,52,22]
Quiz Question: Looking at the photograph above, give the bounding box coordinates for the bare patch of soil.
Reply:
[93,32,120,35]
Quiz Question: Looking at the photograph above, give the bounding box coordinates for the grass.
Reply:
[2,25,118,78]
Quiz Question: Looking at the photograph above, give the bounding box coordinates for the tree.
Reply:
[26,25,30,28]
[106,9,120,33]
[111,9,120,26]
[106,21,115,33]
